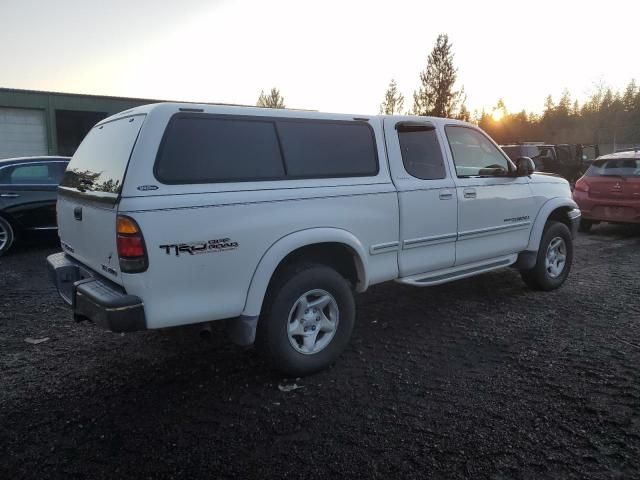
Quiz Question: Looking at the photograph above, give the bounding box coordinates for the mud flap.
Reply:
[513,251,537,270]
[226,315,259,347]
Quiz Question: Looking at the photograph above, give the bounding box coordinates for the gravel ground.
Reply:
[1,226,639,479]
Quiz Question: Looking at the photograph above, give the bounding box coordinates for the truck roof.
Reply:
[99,102,471,128]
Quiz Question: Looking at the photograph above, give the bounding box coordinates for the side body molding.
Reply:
[526,197,579,251]
[242,228,369,318]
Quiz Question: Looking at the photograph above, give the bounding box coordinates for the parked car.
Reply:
[501,143,588,182]
[0,156,70,255]
[47,104,580,375]
[573,150,640,232]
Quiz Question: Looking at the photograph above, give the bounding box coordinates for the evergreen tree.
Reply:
[622,79,638,111]
[557,89,572,117]
[257,88,285,109]
[456,87,470,121]
[379,79,405,115]
[412,34,463,118]
[457,101,471,122]
[543,95,555,118]
[494,98,507,118]
[572,100,580,117]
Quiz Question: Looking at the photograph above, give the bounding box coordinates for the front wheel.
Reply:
[257,263,355,376]
[520,221,573,291]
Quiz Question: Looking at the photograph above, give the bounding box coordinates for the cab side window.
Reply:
[445,126,511,177]
[397,126,446,180]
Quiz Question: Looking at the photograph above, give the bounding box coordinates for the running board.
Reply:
[396,255,517,287]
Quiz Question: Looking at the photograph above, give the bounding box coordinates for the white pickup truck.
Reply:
[48,103,580,375]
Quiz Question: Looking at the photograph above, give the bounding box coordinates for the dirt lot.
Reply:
[1,226,639,479]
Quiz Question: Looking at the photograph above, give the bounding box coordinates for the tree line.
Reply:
[478,82,640,147]
[255,33,640,148]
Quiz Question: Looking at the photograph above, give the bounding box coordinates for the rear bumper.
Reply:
[47,252,146,332]
[573,192,640,223]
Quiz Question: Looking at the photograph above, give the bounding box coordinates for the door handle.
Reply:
[0,193,20,198]
[439,190,453,200]
[463,188,476,199]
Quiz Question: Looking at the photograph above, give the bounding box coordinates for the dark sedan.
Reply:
[0,156,70,255]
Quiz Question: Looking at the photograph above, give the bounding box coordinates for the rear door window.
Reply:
[10,164,49,184]
[0,162,65,185]
[397,126,446,180]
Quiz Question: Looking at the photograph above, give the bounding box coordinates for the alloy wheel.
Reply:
[286,289,339,355]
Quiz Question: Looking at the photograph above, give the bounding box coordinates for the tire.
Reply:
[0,216,15,257]
[578,219,593,233]
[520,221,573,291]
[257,263,356,376]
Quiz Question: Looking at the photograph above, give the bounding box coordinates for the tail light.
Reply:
[574,178,590,193]
[116,215,148,273]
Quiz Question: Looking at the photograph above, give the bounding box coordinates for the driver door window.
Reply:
[445,126,510,177]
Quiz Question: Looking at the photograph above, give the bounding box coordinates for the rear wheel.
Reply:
[257,263,355,376]
[0,216,15,256]
[520,221,573,291]
[578,219,593,233]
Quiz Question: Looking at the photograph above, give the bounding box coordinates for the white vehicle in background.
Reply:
[48,103,580,375]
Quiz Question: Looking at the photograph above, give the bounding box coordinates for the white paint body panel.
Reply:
[55,103,577,330]
[452,177,536,265]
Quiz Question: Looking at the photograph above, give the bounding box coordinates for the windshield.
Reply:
[60,114,145,203]
[586,158,640,177]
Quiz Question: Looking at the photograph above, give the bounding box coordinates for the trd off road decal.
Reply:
[159,238,239,256]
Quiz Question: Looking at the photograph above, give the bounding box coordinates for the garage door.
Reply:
[0,107,47,159]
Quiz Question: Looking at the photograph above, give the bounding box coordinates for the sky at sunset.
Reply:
[1,0,638,115]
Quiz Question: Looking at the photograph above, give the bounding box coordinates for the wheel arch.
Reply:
[0,210,19,230]
[526,198,578,251]
[242,228,369,318]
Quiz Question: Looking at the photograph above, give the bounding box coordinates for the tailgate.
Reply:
[57,194,122,282]
[56,114,145,283]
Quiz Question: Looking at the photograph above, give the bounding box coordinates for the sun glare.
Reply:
[491,109,504,122]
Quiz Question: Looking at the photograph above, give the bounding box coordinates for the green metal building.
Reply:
[0,88,163,159]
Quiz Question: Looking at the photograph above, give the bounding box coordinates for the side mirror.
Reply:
[515,157,535,176]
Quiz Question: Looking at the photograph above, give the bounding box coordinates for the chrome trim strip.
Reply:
[0,160,68,172]
[370,241,399,255]
[568,208,581,219]
[0,183,60,187]
[106,303,145,313]
[458,221,531,240]
[403,233,457,249]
